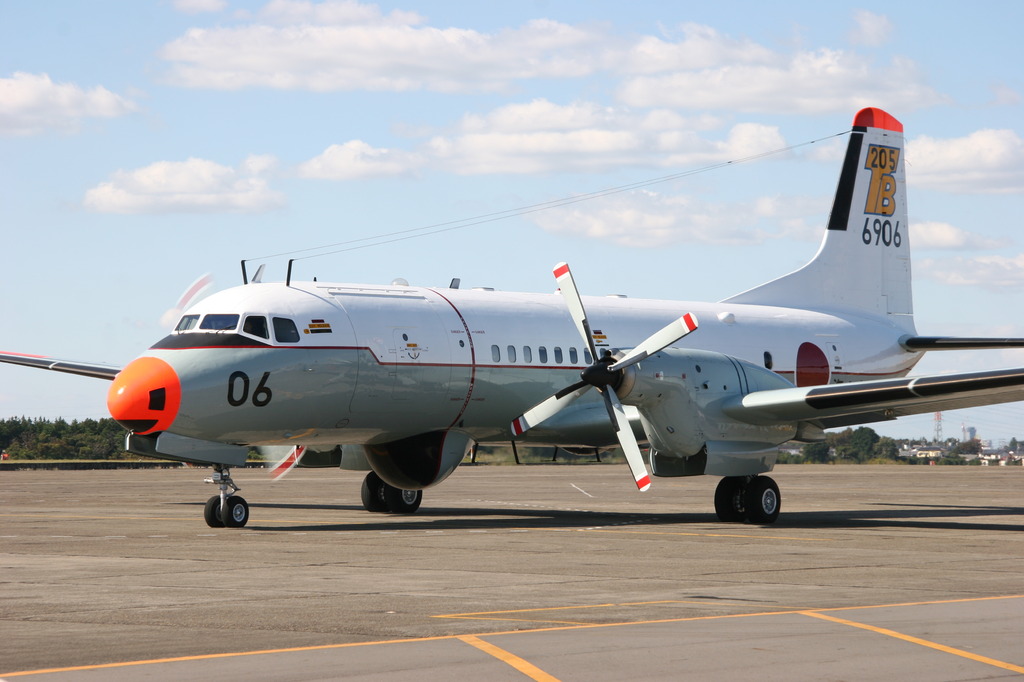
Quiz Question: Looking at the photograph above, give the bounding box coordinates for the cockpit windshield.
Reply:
[173,313,299,342]
[175,314,200,332]
[242,315,269,339]
[199,314,240,331]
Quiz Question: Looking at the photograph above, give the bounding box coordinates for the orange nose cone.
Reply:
[107,357,181,434]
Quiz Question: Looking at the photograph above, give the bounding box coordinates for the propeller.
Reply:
[511,262,698,491]
[268,445,306,480]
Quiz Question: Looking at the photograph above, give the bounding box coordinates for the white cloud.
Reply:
[425,101,786,175]
[257,0,424,26]
[526,189,819,248]
[617,49,945,114]
[848,10,894,47]
[616,23,776,73]
[917,254,1024,289]
[292,99,787,178]
[156,6,941,119]
[908,129,1024,194]
[0,72,137,136]
[172,0,227,14]
[297,140,423,179]
[988,83,1021,107]
[160,8,604,92]
[911,221,1009,250]
[83,155,285,213]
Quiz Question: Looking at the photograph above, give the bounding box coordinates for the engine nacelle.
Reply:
[619,348,798,470]
[361,429,474,490]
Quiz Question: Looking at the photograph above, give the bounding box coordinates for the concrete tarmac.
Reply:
[1,464,1022,680]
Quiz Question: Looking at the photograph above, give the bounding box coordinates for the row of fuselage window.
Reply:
[177,313,605,365]
[491,344,595,365]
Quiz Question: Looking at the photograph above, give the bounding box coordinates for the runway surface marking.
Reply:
[801,610,1024,674]
[5,595,1021,678]
[457,635,560,682]
[433,599,801,625]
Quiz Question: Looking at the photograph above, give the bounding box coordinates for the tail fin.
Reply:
[724,107,915,333]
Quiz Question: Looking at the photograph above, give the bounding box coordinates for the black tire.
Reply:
[714,477,746,522]
[744,476,780,524]
[221,495,249,528]
[361,471,388,512]
[204,495,225,528]
[384,485,422,514]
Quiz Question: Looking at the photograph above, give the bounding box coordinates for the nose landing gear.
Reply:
[203,465,249,528]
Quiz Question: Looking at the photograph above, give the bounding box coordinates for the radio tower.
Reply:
[933,412,943,444]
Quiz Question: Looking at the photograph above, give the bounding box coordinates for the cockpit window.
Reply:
[242,315,269,339]
[175,314,199,332]
[273,317,300,343]
[200,314,240,331]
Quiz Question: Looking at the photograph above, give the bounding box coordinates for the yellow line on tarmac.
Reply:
[801,611,1024,674]
[817,594,1024,613]
[5,595,1022,678]
[458,635,561,682]
[434,599,803,623]
[0,635,460,678]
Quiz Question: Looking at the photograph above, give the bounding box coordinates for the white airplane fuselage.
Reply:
[14,107,1024,526]
[134,279,920,449]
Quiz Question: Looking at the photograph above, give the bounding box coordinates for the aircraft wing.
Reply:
[0,351,121,380]
[723,367,1024,430]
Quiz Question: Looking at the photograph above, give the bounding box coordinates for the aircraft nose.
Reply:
[107,357,181,434]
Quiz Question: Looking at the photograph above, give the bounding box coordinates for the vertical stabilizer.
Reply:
[724,108,914,332]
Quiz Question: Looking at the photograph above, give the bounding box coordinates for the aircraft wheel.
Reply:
[361,471,388,512]
[221,495,249,528]
[714,477,746,522]
[384,485,422,514]
[204,495,225,528]
[744,476,780,524]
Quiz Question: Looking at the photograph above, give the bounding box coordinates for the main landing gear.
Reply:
[714,475,780,524]
[360,471,422,514]
[203,465,250,528]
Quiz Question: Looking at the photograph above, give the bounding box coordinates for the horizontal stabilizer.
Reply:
[901,336,1024,351]
[0,351,121,380]
[724,367,1024,430]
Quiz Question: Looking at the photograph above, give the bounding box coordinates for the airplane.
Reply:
[4,106,1024,529]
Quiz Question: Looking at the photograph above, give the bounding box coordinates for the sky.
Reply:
[2,1,1023,445]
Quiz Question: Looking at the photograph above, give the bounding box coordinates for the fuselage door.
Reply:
[795,342,830,387]
[392,328,428,399]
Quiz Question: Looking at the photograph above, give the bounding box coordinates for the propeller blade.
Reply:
[601,388,651,491]
[511,380,591,436]
[609,313,699,371]
[553,262,599,360]
[269,445,306,480]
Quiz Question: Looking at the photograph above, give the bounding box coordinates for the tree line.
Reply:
[0,417,1009,464]
[0,417,128,460]
[785,426,990,465]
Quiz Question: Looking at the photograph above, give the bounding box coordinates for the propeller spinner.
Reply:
[511,262,698,491]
